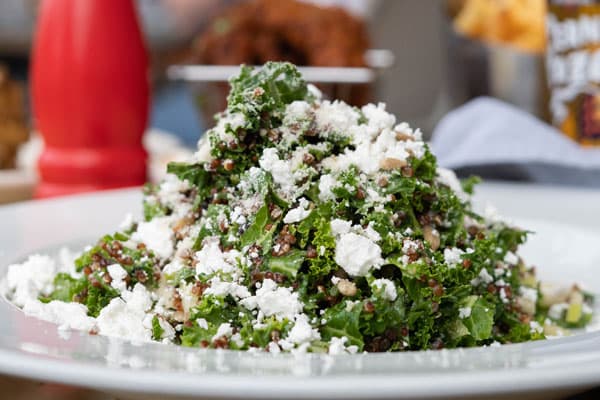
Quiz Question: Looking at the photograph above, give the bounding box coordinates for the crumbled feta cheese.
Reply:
[163,259,185,276]
[499,288,509,304]
[119,213,135,231]
[284,101,312,122]
[97,284,153,342]
[132,216,174,259]
[328,336,359,355]
[158,317,176,341]
[315,100,360,138]
[212,323,233,341]
[240,279,303,321]
[283,198,311,224]
[471,268,494,286]
[330,219,352,236]
[372,279,397,301]
[267,341,281,354]
[444,247,464,268]
[195,239,243,276]
[285,314,321,345]
[204,276,251,300]
[318,174,337,202]
[158,174,190,210]
[504,251,519,265]
[107,264,128,293]
[207,112,246,144]
[530,321,543,334]
[22,299,96,332]
[6,255,57,307]
[436,168,468,201]
[197,318,209,330]
[458,307,472,319]
[194,134,212,162]
[520,287,538,304]
[363,223,382,242]
[259,148,297,198]
[334,232,383,277]
[362,103,396,133]
[230,206,247,225]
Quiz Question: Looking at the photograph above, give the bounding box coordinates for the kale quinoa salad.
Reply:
[2,62,594,354]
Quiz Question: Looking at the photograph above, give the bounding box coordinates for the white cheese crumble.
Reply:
[107,264,128,293]
[163,258,185,276]
[267,341,281,353]
[96,283,153,342]
[230,206,247,225]
[284,100,312,123]
[212,323,233,341]
[458,307,472,319]
[362,102,396,133]
[315,100,360,138]
[334,232,383,277]
[443,247,464,268]
[158,317,176,341]
[158,174,190,211]
[530,321,543,334]
[22,300,96,332]
[318,174,338,201]
[328,336,359,355]
[504,251,519,265]
[283,314,321,346]
[519,287,538,304]
[204,276,251,300]
[6,255,57,307]
[259,148,297,198]
[119,213,135,231]
[195,239,243,276]
[372,279,398,301]
[330,219,352,236]
[132,216,174,259]
[283,198,311,224]
[436,168,468,201]
[194,134,212,162]
[240,279,303,321]
[197,318,209,330]
[206,111,246,145]
[471,268,494,286]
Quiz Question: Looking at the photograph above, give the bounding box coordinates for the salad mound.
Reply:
[5,62,593,353]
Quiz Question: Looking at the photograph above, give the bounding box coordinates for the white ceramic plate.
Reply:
[1,182,600,400]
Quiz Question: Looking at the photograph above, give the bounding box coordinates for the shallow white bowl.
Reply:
[1,182,600,400]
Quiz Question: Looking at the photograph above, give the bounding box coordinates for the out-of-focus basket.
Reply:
[443,2,548,120]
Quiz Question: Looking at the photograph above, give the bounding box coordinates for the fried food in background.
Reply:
[453,0,546,53]
[190,0,371,111]
[0,64,28,169]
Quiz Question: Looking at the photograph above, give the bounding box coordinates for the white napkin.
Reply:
[430,97,600,187]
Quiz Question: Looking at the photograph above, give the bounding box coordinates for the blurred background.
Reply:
[1,0,598,203]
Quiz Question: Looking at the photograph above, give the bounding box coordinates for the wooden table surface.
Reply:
[0,376,110,400]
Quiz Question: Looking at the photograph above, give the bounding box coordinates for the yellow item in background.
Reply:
[453,0,546,53]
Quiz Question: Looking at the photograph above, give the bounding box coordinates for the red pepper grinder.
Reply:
[31,0,149,198]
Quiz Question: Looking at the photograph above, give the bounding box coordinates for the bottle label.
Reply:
[547,2,600,144]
